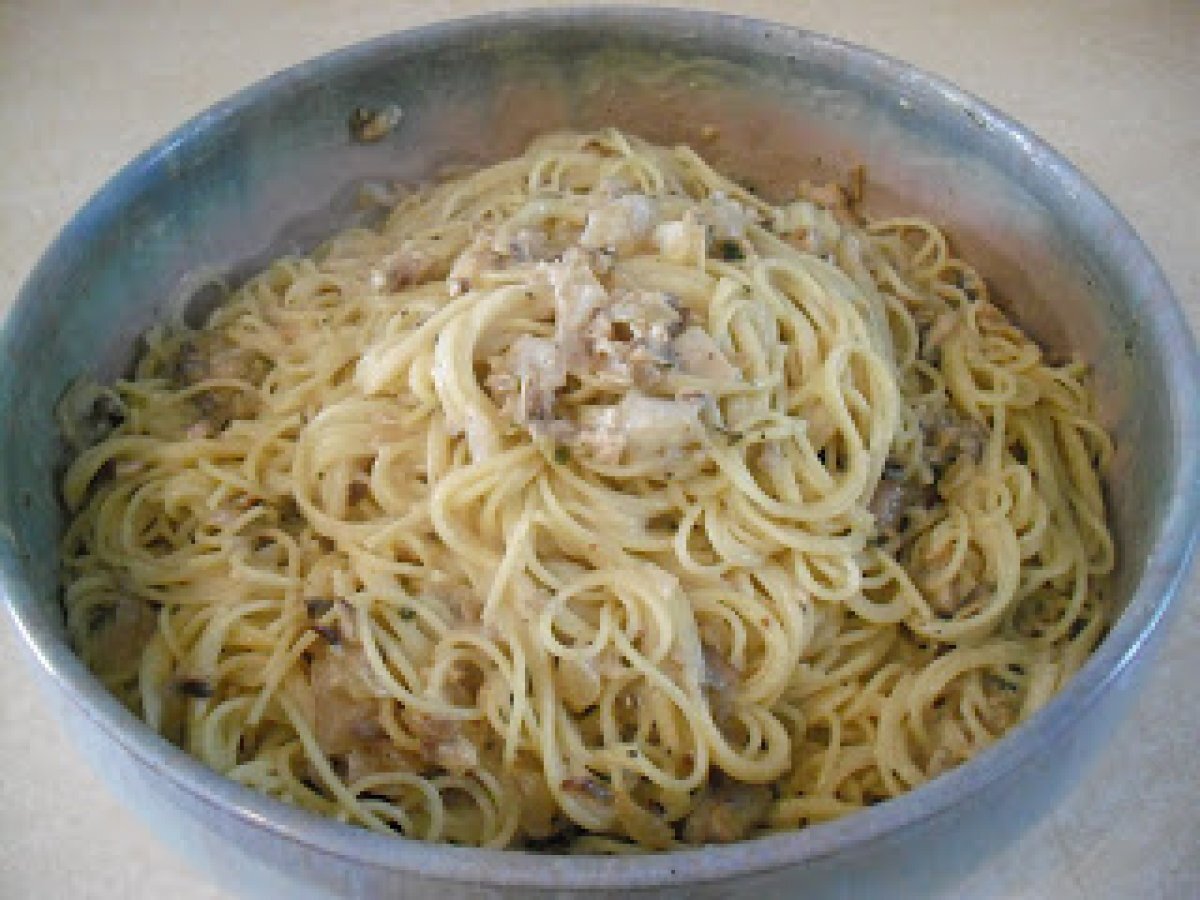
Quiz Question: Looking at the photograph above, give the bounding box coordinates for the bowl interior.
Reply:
[0,7,1195,887]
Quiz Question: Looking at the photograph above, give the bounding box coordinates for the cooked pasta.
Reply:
[59,129,1114,851]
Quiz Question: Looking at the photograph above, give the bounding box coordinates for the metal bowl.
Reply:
[2,9,1197,898]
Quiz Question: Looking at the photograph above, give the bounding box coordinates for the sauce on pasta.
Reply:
[59,129,1114,851]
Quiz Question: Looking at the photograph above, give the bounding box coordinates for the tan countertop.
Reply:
[1,2,1197,897]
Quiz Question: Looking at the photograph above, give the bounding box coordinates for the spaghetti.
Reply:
[59,129,1114,850]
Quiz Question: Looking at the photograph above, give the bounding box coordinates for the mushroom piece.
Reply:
[681,778,772,844]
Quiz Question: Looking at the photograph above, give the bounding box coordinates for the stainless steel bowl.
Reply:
[2,9,1197,898]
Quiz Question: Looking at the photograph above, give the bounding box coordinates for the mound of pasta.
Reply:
[60,130,1114,851]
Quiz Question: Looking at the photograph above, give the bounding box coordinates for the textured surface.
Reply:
[0,1,1197,898]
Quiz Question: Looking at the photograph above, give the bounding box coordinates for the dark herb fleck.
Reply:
[86,603,117,633]
[300,777,328,798]
[348,105,401,143]
[399,606,417,621]
[610,320,634,342]
[553,444,571,464]
[277,496,305,533]
[310,623,342,645]
[712,239,745,261]
[176,677,214,699]
[524,826,582,852]
[306,597,334,619]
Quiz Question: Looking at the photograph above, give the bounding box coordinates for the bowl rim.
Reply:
[4,4,1199,890]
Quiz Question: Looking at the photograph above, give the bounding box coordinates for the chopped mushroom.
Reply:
[921,405,988,471]
[82,594,155,677]
[377,243,436,291]
[402,709,479,774]
[976,691,1018,733]
[869,465,936,538]
[440,659,484,707]
[346,740,420,785]
[171,332,268,387]
[310,650,386,756]
[682,779,772,844]
[56,379,128,451]
[434,579,484,624]
[497,228,552,263]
